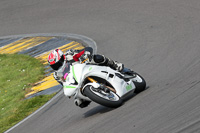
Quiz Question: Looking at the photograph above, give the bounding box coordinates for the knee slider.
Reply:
[93,54,106,64]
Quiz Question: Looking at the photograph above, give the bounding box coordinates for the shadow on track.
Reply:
[84,105,115,118]
[84,86,149,118]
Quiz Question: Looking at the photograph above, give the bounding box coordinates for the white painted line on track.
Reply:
[5,90,63,133]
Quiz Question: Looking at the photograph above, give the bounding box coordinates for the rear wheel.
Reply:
[132,73,146,93]
[83,85,123,108]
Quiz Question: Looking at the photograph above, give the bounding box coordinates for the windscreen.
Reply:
[56,62,71,79]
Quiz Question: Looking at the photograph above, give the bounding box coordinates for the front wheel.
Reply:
[132,72,146,93]
[83,85,123,108]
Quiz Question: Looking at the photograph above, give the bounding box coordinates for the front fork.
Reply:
[87,77,116,93]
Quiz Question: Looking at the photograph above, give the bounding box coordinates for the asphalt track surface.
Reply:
[1,0,200,133]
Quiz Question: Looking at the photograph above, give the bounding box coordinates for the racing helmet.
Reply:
[48,49,66,70]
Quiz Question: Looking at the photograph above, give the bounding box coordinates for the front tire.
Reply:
[83,85,123,108]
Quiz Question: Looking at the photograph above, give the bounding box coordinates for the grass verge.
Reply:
[0,54,56,133]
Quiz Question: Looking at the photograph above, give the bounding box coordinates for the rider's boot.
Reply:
[106,58,124,72]
[121,67,135,75]
[74,98,91,108]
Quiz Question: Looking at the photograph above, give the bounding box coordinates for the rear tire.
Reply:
[132,73,146,93]
[83,85,123,108]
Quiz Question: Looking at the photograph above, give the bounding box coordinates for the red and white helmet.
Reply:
[48,49,65,70]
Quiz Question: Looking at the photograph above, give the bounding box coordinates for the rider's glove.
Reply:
[80,51,92,62]
[85,51,92,61]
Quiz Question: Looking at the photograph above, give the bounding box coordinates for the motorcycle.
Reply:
[61,59,146,108]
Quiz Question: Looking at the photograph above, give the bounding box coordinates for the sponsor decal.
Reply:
[64,85,76,89]
[126,84,133,91]
[89,67,92,71]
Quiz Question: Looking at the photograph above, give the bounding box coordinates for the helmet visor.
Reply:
[50,55,65,70]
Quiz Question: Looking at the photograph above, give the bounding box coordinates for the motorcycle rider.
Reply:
[48,47,125,84]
